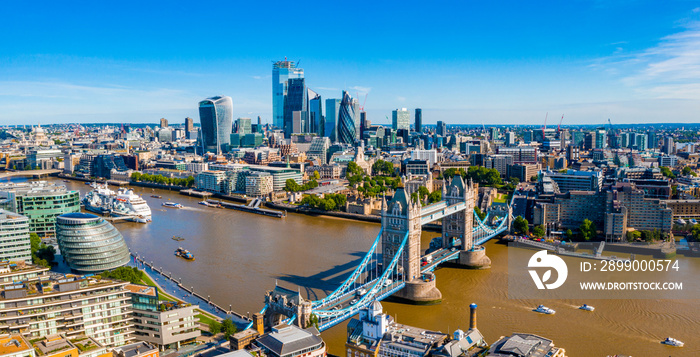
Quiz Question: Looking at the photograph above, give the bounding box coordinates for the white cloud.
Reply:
[397,96,406,102]
[595,20,700,100]
[349,86,372,95]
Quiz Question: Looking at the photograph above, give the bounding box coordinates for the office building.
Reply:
[112,342,158,357]
[308,90,323,136]
[272,60,304,129]
[56,213,130,273]
[484,154,514,178]
[0,210,30,263]
[0,264,134,346]
[208,164,302,192]
[392,108,410,131]
[245,172,274,197]
[185,117,194,132]
[159,118,168,129]
[662,136,674,155]
[324,99,341,142]
[283,78,307,138]
[488,333,566,357]
[410,149,438,166]
[338,91,359,144]
[436,121,447,136]
[496,146,538,164]
[255,324,325,357]
[505,131,516,146]
[195,171,227,193]
[199,96,233,155]
[414,108,422,132]
[127,284,199,351]
[0,182,80,237]
[541,169,603,192]
[307,137,331,164]
[659,155,678,167]
[236,118,252,135]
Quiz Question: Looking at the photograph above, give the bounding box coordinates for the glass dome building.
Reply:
[56,212,130,273]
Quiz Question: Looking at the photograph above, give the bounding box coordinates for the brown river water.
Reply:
[15,178,700,356]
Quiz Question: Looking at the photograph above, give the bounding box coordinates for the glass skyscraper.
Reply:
[198,95,233,155]
[283,78,307,138]
[272,60,304,129]
[338,91,359,144]
[309,89,323,136]
[325,98,341,142]
[415,108,422,132]
[392,108,410,131]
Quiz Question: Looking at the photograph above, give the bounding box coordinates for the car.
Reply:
[383,279,393,287]
[356,288,367,296]
[421,261,428,266]
[350,299,358,305]
[451,247,456,251]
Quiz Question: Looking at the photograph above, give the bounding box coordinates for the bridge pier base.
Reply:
[392,279,442,305]
[457,246,491,269]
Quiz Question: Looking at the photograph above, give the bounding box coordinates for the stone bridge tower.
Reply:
[263,285,313,330]
[441,176,475,250]
[382,187,442,303]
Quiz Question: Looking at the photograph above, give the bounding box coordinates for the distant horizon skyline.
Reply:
[2,2,699,125]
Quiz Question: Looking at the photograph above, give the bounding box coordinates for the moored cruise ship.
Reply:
[82,184,152,223]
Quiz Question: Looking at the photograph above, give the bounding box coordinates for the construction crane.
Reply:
[557,114,564,132]
[481,119,487,137]
[360,93,368,112]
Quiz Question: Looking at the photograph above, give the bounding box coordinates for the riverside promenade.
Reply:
[130,253,250,327]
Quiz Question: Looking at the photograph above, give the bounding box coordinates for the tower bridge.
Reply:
[256,176,513,332]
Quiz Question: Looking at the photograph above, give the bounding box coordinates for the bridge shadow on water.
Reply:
[274,251,372,301]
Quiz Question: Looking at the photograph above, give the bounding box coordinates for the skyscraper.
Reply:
[283,78,308,138]
[236,118,252,135]
[272,59,304,129]
[338,91,359,144]
[392,108,410,131]
[160,118,168,128]
[415,108,422,133]
[309,90,323,136]
[437,120,447,136]
[198,95,233,155]
[185,117,194,132]
[325,98,341,142]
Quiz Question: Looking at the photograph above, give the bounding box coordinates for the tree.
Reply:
[101,266,145,284]
[30,233,55,267]
[533,225,545,238]
[513,216,529,235]
[308,313,320,330]
[626,230,642,242]
[208,320,221,335]
[682,166,696,177]
[565,229,573,240]
[313,170,320,180]
[474,206,486,221]
[530,175,539,182]
[221,318,237,338]
[579,219,597,241]
[660,166,675,179]
[428,190,441,204]
[613,154,622,167]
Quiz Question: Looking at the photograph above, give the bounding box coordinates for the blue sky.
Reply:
[1,1,699,126]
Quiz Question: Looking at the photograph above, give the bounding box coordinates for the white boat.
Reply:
[579,304,595,311]
[162,202,184,209]
[83,184,152,223]
[661,337,684,347]
[533,305,556,314]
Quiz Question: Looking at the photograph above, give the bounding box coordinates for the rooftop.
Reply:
[125,284,156,297]
[0,334,32,355]
[256,324,323,357]
[112,341,157,357]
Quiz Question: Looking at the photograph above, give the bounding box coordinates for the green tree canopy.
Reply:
[513,216,529,235]
[532,224,545,238]
[579,219,597,241]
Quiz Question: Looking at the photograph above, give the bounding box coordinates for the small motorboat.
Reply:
[174,247,195,261]
[533,305,556,314]
[661,337,684,347]
[151,195,162,199]
[579,304,595,311]
[162,202,183,208]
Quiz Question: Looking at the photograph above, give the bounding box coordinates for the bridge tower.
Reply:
[441,176,474,250]
[443,176,491,269]
[382,187,442,303]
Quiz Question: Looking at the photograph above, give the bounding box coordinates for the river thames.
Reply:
[17,178,700,356]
